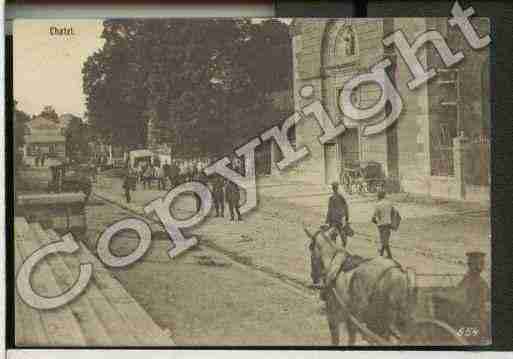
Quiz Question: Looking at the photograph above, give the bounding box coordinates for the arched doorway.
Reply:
[321,20,361,184]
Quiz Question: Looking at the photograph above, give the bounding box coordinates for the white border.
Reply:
[6,350,513,359]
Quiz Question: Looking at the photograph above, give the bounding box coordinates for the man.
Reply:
[225,180,241,222]
[122,170,132,203]
[212,175,225,217]
[142,165,152,190]
[325,182,349,247]
[371,190,394,258]
[154,164,165,190]
[169,162,180,187]
[163,161,171,188]
[458,251,490,343]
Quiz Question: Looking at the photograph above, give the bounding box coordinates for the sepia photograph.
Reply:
[12,17,491,347]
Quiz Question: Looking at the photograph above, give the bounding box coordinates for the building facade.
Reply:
[24,116,66,165]
[290,18,490,201]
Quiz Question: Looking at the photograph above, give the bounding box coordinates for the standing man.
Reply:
[169,162,179,187]
[122,169,132,203]
[155,164,165,190]
[325,182,349,247]
[143,165,152,190]
[225,180,241,222]
[457,251,490,344]
[371,190,395,259]
[212,175,225,217]
[163,161,171,189]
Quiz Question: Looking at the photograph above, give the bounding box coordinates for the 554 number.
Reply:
[457,327,480,337]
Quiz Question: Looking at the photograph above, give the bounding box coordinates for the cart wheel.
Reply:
[404,318,468,346]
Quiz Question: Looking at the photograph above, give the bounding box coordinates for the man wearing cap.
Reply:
[372,190,394,259]
[211,175,226,217]
[458,251,490,343]
[225,179,242,222]
[325,182,349,247]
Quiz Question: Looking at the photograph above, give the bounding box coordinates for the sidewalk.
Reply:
[93,174,491,288]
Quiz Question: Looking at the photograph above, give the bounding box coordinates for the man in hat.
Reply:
[122,168,132,203]
[225,179,242,222]
[372,190,394,258]
[458,251,490,343]
[211,175,225,217]
[325,182,349,247]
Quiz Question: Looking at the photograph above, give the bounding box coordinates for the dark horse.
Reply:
[305,226,416,345]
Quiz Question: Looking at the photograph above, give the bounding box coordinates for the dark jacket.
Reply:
[225,181,240,202]
[212,177,225,195]
[122,175,131,190]
[326,192,349,225]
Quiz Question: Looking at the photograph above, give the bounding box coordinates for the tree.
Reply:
[39,105,59,121]
[13,101,30,167]
[82,19,293,158]
[63,115,94,162]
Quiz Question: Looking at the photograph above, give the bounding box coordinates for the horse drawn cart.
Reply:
[48,163,93,202]
[328,271,484,346]
[305,227,490,346]
[341,160,385,195]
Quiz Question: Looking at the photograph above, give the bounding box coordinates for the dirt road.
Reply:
[84,172,490,346]
[84,197,335,346]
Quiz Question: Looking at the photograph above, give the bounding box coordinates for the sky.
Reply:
[13,18,290,119]
[14,19,105,118]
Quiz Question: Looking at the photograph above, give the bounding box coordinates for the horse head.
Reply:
[304,224,347,283]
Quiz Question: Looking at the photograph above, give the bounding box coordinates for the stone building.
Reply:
[289,18,490,201]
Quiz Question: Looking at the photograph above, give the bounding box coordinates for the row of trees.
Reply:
[83,19,293,158]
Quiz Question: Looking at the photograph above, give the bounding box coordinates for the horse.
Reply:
[305,226,416,345]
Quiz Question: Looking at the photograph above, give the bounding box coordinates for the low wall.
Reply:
[16,193,87,236]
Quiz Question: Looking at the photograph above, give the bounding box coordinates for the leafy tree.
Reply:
[14,101,29,148]
[64,115,91,162]
[82,19,293,158]
[13,101,30,168]
[39,105,59,120]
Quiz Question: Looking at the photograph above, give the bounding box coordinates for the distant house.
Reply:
[23,113,78,165]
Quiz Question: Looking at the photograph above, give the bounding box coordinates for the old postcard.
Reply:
[12,15,491,347]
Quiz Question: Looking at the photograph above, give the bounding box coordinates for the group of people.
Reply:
[123,161,175,203]
[129,161,183,191]
[121,161,243,222]
[324,182,400,259]
[209,174,242,222]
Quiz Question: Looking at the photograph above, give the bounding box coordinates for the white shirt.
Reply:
[373,199,393,226]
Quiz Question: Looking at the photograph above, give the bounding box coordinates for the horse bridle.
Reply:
[311,228,347,281]
[312,228,415,341]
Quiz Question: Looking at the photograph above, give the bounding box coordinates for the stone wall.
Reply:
[391,18,432,194]
[290,18,490,201]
